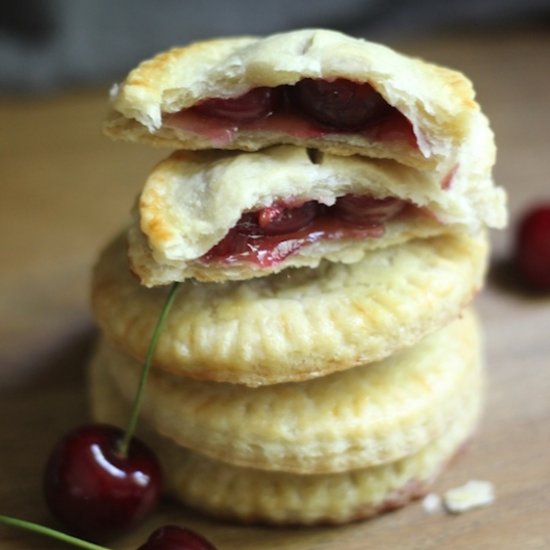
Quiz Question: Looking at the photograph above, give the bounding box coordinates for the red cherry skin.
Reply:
[43,424,162,540]
[334,195,405,226]
[514,204,550,290]
[294,78,392,129]
[203,212,260,260]
[258,201,318,235]
[194,87,278,122]
[137,525,217,550]
[204,202,318,260]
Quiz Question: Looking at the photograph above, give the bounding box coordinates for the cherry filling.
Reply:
[295,78,392,129]
[200,195,408,267]
[165,79,417,147]
[194,87,280,122]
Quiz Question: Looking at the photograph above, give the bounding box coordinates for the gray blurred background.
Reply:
[1,0,549,93]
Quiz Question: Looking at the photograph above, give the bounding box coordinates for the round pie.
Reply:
[92,231,487,386]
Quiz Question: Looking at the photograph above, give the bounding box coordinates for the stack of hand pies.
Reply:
[89,29,507,524]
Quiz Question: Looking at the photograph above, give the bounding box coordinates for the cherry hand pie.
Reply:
[129,146,504,285]
[104,29,492,175]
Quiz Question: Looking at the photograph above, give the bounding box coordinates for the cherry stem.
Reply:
[117,282,181,458]
[0,514,110,550]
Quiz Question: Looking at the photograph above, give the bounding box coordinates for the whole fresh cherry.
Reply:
[137,525,218,550]
[42,283,180,540]
[294,78,392,129]
[514,204,550,291]
[44,424,162,540]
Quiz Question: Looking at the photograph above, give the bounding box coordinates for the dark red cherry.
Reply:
[194,87,278,122]
[334,195,405,226]
[137,525,217,550]
[514,204,550,290]
[294,78,392,129]
[43,424,162,540]
[203,213,261,260]
[257,201,318,235]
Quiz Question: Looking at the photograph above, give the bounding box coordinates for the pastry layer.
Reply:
[90,355,482,525]
[130,146,505,286]
[92,232,487,386]
[96,310,481,473]
[104,29,492,175]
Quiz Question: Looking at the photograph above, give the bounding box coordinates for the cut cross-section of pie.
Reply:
[104,29,492,174]
[129,146,505,285]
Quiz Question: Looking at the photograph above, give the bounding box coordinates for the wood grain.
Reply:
[1,28,549,549]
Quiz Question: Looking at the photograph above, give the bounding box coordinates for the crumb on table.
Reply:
[443,480,495,514]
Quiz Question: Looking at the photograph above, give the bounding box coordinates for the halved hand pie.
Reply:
[92,232,487,386]
[104,29,493,175]
[129,146,504,285]
[92,311,481,474]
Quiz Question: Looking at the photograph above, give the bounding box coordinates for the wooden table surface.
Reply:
[1,28,549,549]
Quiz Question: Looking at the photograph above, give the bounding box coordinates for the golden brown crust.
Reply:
[91,231,488,386]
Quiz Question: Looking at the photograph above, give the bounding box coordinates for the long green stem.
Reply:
[0,515,109,550]
[117,282,181,457]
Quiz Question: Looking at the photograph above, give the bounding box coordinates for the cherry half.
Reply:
[258,200,318,235]
[514,204,550,291]
[294,78,392,129]
[193,87,278,122]
[334,195,405,226]
[43,283,181,540]
[137,525,217,550]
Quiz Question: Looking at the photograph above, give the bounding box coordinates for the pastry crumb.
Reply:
[443,480,495,513]
[422,493,442,513]
[109,83,120,99]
